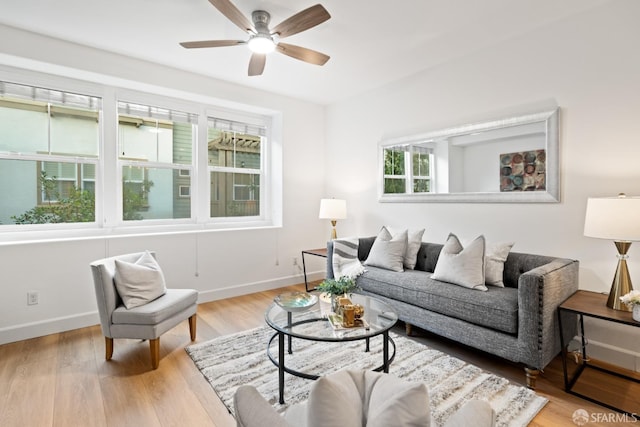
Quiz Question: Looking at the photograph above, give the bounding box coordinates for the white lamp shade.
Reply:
[584,196,640,241]
[319,199,347,220]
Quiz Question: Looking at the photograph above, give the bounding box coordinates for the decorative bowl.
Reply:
[274,292,318,312]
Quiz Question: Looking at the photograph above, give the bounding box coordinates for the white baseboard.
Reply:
[0,311,99,345]
[197,271,324,303]
[586,339,640,372]
[0,271,325,345]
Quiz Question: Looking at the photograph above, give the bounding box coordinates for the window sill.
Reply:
[0,220,279,246]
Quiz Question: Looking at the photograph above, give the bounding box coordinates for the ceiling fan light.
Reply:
[248,35,276,54]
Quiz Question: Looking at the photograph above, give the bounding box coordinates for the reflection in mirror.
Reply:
[379,108,559,203]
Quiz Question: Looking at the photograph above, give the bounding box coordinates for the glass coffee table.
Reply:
[265,292,398,403]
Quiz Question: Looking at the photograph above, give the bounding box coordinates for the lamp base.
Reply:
[330,220,337,240]
[607,241,633,312]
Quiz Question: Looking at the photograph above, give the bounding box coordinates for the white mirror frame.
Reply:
[378,108,560,203]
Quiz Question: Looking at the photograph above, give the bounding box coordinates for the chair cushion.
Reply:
[112,289,197,325]
[114,251,167,309]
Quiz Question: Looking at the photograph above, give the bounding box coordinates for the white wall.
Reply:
[0,25,330,344]
[325,1,640,370]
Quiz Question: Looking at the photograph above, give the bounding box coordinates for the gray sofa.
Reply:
[326,237,579,388]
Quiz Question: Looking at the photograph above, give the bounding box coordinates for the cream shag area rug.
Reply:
[186,326,547,426]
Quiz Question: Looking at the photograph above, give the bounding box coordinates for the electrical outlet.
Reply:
[292,257,298,266]
[27,291,39,306]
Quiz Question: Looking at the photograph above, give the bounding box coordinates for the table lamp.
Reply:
[584,193,640,311]
[319,198,347,240]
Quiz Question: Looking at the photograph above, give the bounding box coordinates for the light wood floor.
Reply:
[1,282,638,426]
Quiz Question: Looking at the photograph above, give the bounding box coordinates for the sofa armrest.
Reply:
[517,258,579,369]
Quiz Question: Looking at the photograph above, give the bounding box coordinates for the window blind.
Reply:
[208,117,266,137]
[0,81,101,110]
[118,101,197,125]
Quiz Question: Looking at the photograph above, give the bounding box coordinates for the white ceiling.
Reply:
[0,0,609,105]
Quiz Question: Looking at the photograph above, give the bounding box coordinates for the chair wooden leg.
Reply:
[188,314,197,341]
[105,337,113,361]
[150,338,160,369]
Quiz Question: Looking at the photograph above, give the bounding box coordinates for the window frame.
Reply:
[0,66,280,241]
[380,143,434,198]
[205,109,270,224]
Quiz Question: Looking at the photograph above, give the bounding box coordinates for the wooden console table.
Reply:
[301,248,327,292]
[557,290,640,415]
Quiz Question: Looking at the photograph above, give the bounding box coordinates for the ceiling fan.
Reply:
[180,0,331,76]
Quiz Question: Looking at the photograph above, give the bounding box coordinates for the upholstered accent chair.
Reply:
[90,251,198,369]
[234,370,495,427]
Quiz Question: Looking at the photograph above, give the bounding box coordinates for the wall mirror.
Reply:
[378,108,559,203]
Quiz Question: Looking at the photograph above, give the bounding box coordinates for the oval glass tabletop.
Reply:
[265,293,398,341]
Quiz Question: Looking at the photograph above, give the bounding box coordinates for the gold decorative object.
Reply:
[342,304,355,327]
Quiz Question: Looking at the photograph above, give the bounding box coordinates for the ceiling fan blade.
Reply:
[180,40,246,49]
[271,4,330,39]
[208,0,255,33]
[248,53,266,76]
[276,43,330,66]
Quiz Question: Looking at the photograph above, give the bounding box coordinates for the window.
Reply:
[382,144,433,195]
[0,81,100,225]
[117,101,196,221]
[208,117,265,218]
[0,74,277,236]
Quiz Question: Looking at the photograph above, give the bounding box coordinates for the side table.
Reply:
[558,290,640,415]
[301,248,327,292]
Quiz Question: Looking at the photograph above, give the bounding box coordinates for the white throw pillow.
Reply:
[485,242,515,287]
[431,233,487,291]
[367,373,431,427]
[114,251,167,309]
[305,370,430,427]
[364,226,408,272]
[388,227,425,270]
[305,371,363,427]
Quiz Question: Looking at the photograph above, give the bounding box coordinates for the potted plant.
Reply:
[316,276,359,312]
[620,290,640,322]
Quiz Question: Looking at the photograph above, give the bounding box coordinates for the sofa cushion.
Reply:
[364,227,407,272]
[357,267,518,334]
[485,242,515,287]
[431,234,488,291]
[306,370,430,427]
[388,227,425,270]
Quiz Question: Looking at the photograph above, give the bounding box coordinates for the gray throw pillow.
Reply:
[431,233,487,291]
[364,226,408,272]
[114,251,167,309]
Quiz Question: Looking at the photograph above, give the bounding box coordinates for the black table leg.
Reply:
[365,337,370,352]
[558,308,570,390]
[287,312,292,355]
[383,330,389,373]
[278,331,285,404]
